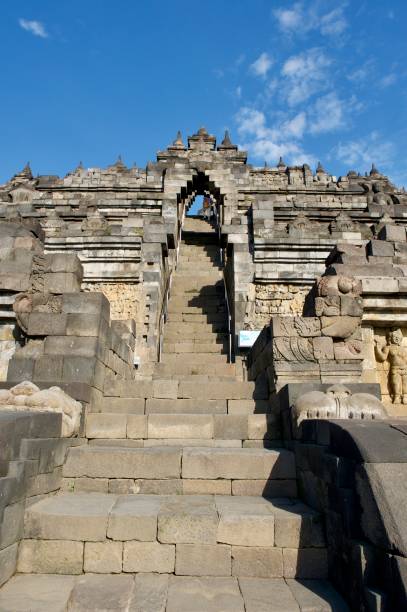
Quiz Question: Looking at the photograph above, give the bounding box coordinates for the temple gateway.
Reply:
[0,128,406,610]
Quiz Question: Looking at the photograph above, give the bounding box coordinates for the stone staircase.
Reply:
[0,217,349,610]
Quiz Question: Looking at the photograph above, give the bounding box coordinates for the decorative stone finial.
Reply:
[171,131,185,149]
[370,163,380,176]
[198,126,208,136]
[277,156,286,169]
[316,161,325,174]
[221,130,232,147]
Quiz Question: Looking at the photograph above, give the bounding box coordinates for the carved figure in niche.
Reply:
[375,328,407,404]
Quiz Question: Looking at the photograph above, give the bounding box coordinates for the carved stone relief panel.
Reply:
[0,323,18,381]
[374,326,407,416]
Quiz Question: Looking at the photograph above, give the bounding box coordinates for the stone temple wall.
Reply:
[1,128,407,410]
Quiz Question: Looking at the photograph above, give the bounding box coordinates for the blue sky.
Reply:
[1,1,407,186]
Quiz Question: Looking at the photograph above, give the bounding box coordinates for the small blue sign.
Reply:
[239,330,261,348]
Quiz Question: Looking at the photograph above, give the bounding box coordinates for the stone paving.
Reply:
[0,574,349,611]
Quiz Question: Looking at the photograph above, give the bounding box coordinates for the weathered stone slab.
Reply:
[84,541,123,573]
[67,575,134,611]
[0,574,76,612]
[24,493,116,541]
[107,495,162,541]
[158,496,218,544]
[175,543,232,576]
[239,577,300,612]
[148,414,213,439]
[283,548,328,579]
[232,546,283,577]
[123,541,175,573]
[166,576,244,612]
[286,579,349,611]
[63,446,181,479]
[18,539,83,574]
[129,573,169,612]
[182,447,295,479]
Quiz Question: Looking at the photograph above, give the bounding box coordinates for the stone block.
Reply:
[107,495,160,541]
[217,512,274,547]
[247,414,280,440]
[6,357,34,382]
[102,397,145,414]
[62,292,110,321]
[153,379,179,399]
[44,272,81,293]
[378,224,406,242]
[86,413,127,439]
[228,400,270,415]
[148,414,212,439]
[63,477,108,494]
[44,336,100,358]
[84,542,124,576]
[62,356,97,385]
[282,548,328,579]
[0,501,25,550]
[158,496,218,544]
[27,313,67,336]
[0,574,76,611]
[175,543,231,576]
[182,479,232,495]
[239,577,300,612]
[182,447,295,480]
[312,336,334,361]
[123,541,175,573]
[361,277,399,294]
[0,543,18,587]
[166,576,244,612]
[286,579,349,612]
[367,240,394,257]
[24,493,116,541]
[33,355,64,382]
[63,446,181,479]
[214,415,248,439]
[17,539,83,574]
[232,546,283,578]
[340,295,363,317]
[130,573,169,612]
[272,503,325,548]
[66,313,104,337]
[68,574,134,611]
[127,415,147,438]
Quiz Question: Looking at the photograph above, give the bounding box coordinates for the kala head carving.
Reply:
[291,384,387,437]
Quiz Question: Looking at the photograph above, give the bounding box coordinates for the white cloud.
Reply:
[380,73,397,88]
[235,106,315,166]
[250,53,273,77]
[281,48,331,106]
[333,131,394,169]
[309,93,345,134]
[282,112,307,138]
[319,8,348,35]
[273,2,348,38]
[19,18,48,38]
[235,86,242,99]
[273,4,302,31]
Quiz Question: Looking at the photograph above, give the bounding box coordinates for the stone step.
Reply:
[167,313,227,323]
[62,446,296,492]
[164,321,228,333]
[85,413,281,442]
[178,380,266,400]
[171,285,224,297]
[18,493,327,578]
[161,353,229,364]
[177,262,221,271]
[154,362,234,377]
[168,295,225,307]
[163,331,228,343]
[162,342,227,354]
[167,304,225,315]
[0,574,350,611]
[145,398,228,414]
